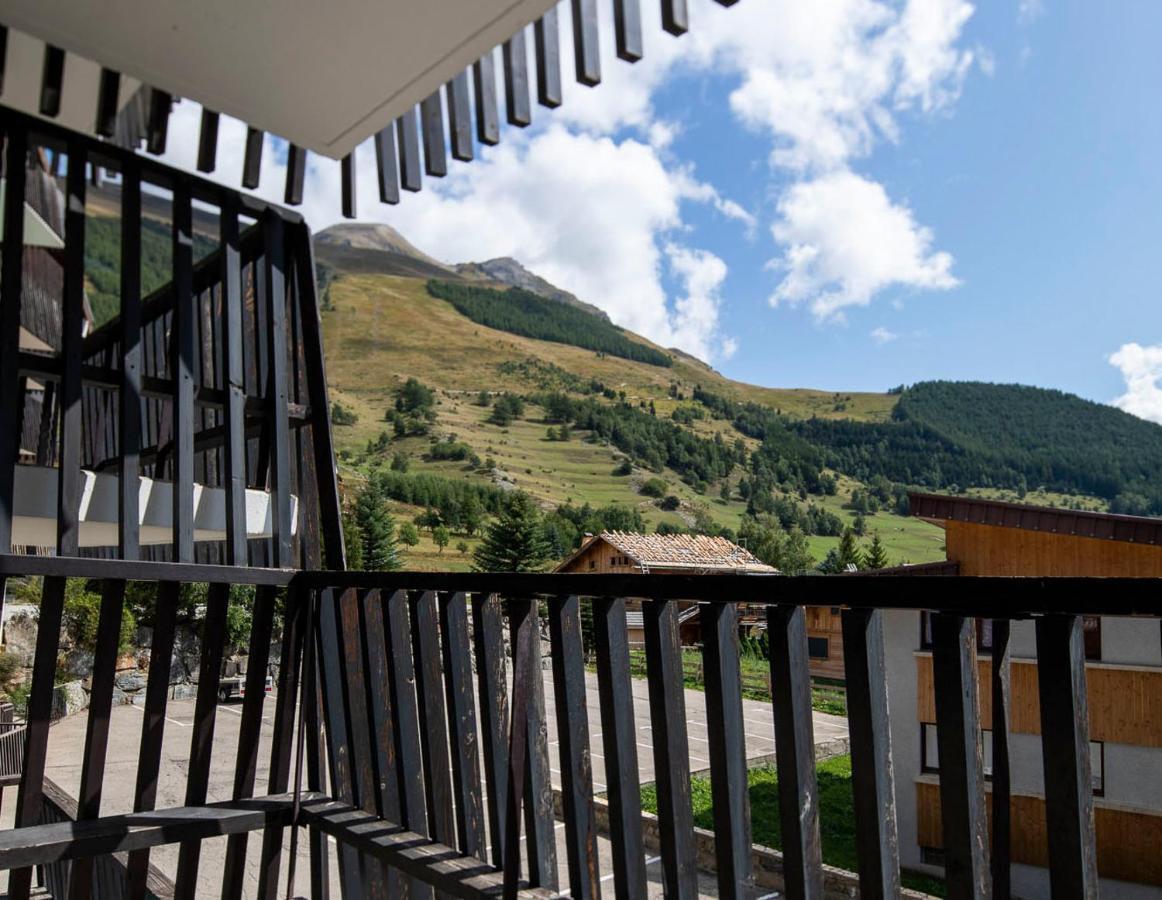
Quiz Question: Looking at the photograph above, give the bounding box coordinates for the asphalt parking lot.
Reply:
[0,669,846,897]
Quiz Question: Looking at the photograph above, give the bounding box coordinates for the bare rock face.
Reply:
[3,608,39,667]
[52,680,87,719]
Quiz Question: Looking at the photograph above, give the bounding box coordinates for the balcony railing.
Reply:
[0,553,1151,899]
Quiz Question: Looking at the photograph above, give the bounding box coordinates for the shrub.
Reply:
[331,401,357,426]
[640,477,668,498]
[659,495,681,511]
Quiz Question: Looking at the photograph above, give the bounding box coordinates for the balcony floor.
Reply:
[0,670,846,897]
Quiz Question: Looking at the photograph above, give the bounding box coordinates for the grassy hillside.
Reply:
[322,272,940,571]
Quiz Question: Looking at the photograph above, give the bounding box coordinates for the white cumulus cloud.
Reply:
[870,326,899,344]
[769,170,959,320]
[1110,343,1162,424]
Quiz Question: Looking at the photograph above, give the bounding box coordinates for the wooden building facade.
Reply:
[893,493,1162,897]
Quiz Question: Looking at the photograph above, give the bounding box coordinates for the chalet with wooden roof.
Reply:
[555,531,778,576]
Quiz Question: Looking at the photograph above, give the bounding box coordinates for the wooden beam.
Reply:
[661,0,689,36]
[473,53,501,146]
[447,71,475,162]
[285,144,307,205]
[0,123,28,552]
[94,69,121,137]
[146,89,171,154]
[397,109,423,192]
[197,110,220,172]
[534,9,563,108]
[503,29,533,127]
[420,90,448,177]
[242,127,264,188]
[571,0,602,86]
[614,0,643,62]
[374,126,401,203]
[991,620,1012,899]
[39,45,66,117]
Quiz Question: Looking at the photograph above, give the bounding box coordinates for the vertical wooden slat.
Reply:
[10,574,67,900]
[420,91,448,177]
[220,198,247,565]
[768,605,823,899]
[472,593,509,866]
[931,614,990,900]
[0,27,8,96]
[173,582,230,896]
[315,589,363,896]
[197,109,220,173]
[1035,615,1098,900]
[125,581,180,900]
[446,70,474,162]
[552,595,601,899]
[242,127,264,188]
[118,162,143,559]
[220,585,278,900]
[94,68,121,137]
[373,127,401,204]
[644,600,695,898]
[65,579,126,900]
[991,620,1012,899]
[257,581,309,899]
[841,608,900,900]
[39,45,66,116]
[534,9,563,108]
[503,29,533,127]
[661,0,689,36]
[571,0,602,86]
[385,589,433,900]
[700,602,753,897]
[360,588,405,897]
[502,599,535,896]
[412,591,457,847]
[613,0,643,62]
[396,109,423,193]
[172,181,195,562]
[285,144,307,205]
[473,54,501,146]
[440,592,486,857]
[0,123,28,553]
[291,223,345,569]
[592,596,646,897]
[262,210,292,567]
[340,153,357,219]
[508,598,557,890]
[335,587,389,897]
[146,89,171,154]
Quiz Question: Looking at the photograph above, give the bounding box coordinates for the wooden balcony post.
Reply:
[1035,615,1097,899]
[767,604,824,899]
[930,614,991,900]
[841,607,900,899]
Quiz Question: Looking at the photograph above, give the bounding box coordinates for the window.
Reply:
[920,847,946,867]
[807,637,829,659]
[920,613,994,653]
[922,724,1104,795]
[1083,616,1102,661]
[589,559,596,570]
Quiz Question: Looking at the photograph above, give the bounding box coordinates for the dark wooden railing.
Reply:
[0,556,1149,898]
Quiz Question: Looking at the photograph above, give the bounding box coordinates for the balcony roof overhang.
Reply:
[2,0,557,159]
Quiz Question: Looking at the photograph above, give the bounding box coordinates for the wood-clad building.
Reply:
[555,531,776,647]
[888,493,1162,898]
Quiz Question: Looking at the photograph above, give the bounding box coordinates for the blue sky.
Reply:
[163,0,1162,418]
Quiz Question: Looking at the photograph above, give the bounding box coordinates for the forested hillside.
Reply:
[426,279,673,367]
[793,381,1162,513]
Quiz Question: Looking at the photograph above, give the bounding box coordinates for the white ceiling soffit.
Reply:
[2,0,559,160]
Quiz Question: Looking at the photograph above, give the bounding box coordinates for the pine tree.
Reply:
[836,528,862,571]
[473,492,552,572]
[354,485,400,571]
[864,532,889,570]
[342,512,364,570]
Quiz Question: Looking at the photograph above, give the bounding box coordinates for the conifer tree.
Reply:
[355,484,400,571]
[836,527,862,570]
[864,532,889,569]
[473,492,552,572]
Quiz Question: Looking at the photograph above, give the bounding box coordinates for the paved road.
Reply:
[1,668,846,897]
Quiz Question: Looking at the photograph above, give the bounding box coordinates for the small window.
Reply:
[807,637,829,659]
[1083,616,1101,661]
[589,559,596,570]
[920,847,946,867]
[920,613,994,654]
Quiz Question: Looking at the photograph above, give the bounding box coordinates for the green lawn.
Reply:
[621,648,847,717]
[641,756,946,896]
